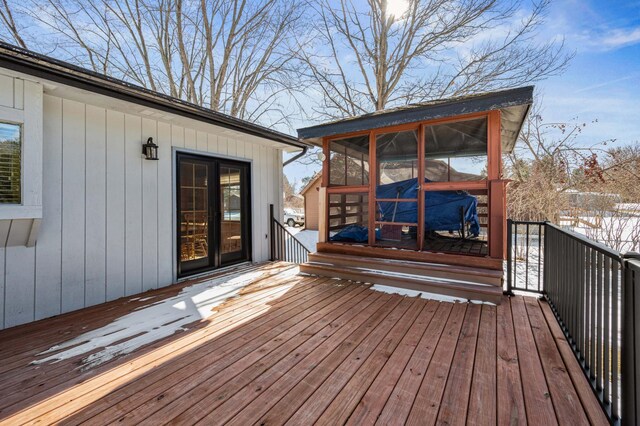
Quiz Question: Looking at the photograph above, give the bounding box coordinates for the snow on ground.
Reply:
[565,216,640,253]
[32,266,299,369]
[286,227,318,253]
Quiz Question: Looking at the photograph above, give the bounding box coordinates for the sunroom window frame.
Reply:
[321,109,501,251]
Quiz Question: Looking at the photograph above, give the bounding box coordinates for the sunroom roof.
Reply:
[297,86,533,153]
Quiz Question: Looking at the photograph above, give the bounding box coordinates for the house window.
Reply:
[0,122,21,204]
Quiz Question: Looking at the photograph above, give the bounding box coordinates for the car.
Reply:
[284,208,305,227]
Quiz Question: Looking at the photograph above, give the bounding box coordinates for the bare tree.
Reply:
[504,105,615,221]
[0,0,305,127]
[504,102,640,257]
[298,0,572,120]
[0,0,25,48]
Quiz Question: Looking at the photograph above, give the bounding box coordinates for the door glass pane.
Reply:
[180,161,209,263]
[220,166,242,255]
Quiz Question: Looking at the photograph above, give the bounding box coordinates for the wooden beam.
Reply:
[318,186,327,244]
[488,180,507,259]
[368,130,376,246]
[325,185,369,194]
[375,198,418,203]
[487,110,502,180]
[321,137,329,187]
[421,180,488,192]
[417,124,425,251]
[487,109,506,259]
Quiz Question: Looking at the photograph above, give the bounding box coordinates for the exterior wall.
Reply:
[303,181,321,230]
[0,88,284,330]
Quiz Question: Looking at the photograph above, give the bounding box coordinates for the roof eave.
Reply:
[297,86,534,142]
[0,42,308,150]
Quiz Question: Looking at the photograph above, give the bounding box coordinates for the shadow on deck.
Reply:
[0,262,606,425]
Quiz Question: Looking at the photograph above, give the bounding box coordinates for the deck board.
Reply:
[318,300,440,425]
[496,296,527,425]
[404,302,467,425]
[0,268,308,403]
[467,304,497,425]
[436,303,482,426]
[285,298,423,425]
[74,276,353,424]
[524,296,589,425]
[511,295,558,425]
[0,262,607,425]
[258,296,412,424]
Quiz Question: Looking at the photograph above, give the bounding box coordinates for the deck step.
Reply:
[316,242,504,270]
[299,262,503,304]
[308,252,503,287]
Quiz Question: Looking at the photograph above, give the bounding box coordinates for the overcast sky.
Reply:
[284,0,640,188]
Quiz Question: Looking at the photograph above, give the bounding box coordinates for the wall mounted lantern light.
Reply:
[142,137,159,160]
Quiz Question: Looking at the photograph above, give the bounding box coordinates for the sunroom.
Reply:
[298,87,533,271]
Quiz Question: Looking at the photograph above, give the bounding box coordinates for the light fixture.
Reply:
[142,137,159,160]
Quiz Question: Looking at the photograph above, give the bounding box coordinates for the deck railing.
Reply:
[269,204,310,264]
[506,220,545,293]
[507,219,640,425]
[622,254,640,426]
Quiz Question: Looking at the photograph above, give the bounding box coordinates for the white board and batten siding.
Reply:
[0,73,43,329]
[0,71,286,330]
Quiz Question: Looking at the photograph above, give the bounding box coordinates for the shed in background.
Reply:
[300,174,322,230]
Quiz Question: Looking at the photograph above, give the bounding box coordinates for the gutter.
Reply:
[283,146,308,166]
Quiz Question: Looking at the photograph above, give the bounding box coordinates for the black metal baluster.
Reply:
[591,248,597,382]
[597,252,603,396]
[612,258,620,419]
[525,223,530,291]
[538,223,543,292]
[604,256,611,408]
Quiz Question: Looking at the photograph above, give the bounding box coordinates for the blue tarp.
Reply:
[376,177,480,236]
[330,224,381,243]
[331,178,480,242]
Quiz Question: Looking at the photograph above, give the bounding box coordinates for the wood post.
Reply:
[318,186,327,243]
[489,180,508,259]
[368,130,376,246]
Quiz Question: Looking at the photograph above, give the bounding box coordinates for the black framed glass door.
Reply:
[177,153,251,277]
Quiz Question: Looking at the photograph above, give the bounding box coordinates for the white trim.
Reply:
[171,148,177,282]
[0,78,43,229]
[0,105,24,122]
[173,146,256,164]
[0,205,42,220]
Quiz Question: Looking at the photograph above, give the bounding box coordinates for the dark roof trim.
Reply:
[297,86,534,140]
[0,42,307,149]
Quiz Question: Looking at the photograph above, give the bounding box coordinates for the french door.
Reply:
[176,153,251,277]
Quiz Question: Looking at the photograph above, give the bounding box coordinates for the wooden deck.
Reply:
[0,262,607,425]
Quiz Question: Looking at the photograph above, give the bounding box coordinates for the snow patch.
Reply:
[286,228,318,253]
[32,266,299,369]
[371,284,491,305]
